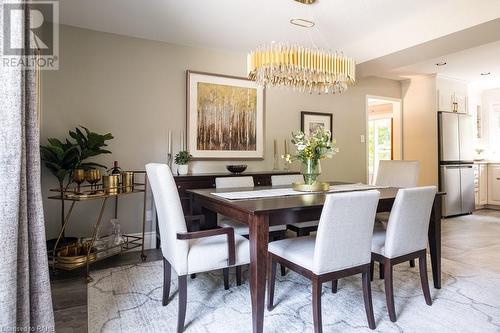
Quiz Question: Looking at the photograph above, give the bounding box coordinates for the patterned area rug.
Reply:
[88,257,500,332]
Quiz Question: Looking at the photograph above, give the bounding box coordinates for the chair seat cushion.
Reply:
[287,220,319,229]
[187,234,250,274]
[218,218,286,235]
[268,236,316,272]
[371,228,386,256]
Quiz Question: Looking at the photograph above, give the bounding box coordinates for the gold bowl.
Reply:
[292,181,330,192]
[56,243,97,269]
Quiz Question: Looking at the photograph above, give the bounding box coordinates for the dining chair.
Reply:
[374,160,420,268]
[146,164,250,333]
[216,176,288,278]
[267,190,380,332]
[271,174,320,236]
[370,186,437,322]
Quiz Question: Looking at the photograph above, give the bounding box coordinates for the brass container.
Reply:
[102,175,120,195]
[292,181,330,192]
[56,243,96,269]
[121,171,134,193]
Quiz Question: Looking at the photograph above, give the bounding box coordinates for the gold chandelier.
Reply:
[247,45,355,94]
[246,1,355,94]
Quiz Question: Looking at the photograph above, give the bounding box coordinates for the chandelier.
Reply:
[246,1,355,94]
[247,45,355,94]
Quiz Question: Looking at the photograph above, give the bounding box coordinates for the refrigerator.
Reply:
[438,112,475,217]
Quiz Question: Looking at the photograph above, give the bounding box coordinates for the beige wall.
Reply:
[401,75,439,186]
[41,25,401,239]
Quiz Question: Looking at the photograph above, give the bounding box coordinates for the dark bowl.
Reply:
[226,165,247,174]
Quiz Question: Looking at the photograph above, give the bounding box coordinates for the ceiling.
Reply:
[59,0,500,64]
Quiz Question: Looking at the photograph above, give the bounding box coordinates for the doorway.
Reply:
[366,96,402,184]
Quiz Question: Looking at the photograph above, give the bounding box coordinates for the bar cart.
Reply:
[47,170,148,283]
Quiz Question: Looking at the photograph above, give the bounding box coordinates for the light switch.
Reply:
[360,134,365,143]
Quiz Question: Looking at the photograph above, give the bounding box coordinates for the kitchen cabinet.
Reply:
[474,163,488,207]
[437,90,468,114]
[487,164,500,205]
[454,93,468,114]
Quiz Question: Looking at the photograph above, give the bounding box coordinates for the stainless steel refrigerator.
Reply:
[438,112,475,217]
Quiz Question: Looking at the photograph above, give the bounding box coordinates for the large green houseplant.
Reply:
[41,126,113,239]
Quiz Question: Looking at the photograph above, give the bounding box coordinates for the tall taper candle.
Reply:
[168,130,172,155]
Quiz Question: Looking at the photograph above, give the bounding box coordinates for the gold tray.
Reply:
[56,243,97,269]
[292,182,330,192]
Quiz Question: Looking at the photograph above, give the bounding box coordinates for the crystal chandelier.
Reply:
[246,0,355,94]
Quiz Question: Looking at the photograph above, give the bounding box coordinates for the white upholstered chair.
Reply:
[374,160,420,268]
[146,164,250,332]
[371,186,437,322]
[267,190,380,332]
[271,174,320,236]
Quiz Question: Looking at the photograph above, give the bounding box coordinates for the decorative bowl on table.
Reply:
[226,165,247,174]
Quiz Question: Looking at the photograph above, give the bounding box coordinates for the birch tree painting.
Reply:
[196,82,257,151]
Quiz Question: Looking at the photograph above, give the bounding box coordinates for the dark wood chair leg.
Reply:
[370,261,374,282]
[280,265,286,276]
[223,268,229,290]
[177,275,187,333]
[362,266,376,330]
[419,252,432,306]
[312,278,323,333]
[383,259,397,322]
[409,259,415,267]
[236,266,242,286]
[163,258,171,306]
[267,255,277,311]
[331,280,338,294]
[379,262,384,279]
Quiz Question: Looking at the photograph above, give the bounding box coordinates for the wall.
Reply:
[41,25,401,239]
[401,75,439,186]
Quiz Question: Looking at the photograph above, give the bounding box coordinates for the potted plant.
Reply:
[283,128,339,185]
[175,151,192,175]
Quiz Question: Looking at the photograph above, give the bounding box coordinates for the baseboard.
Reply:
[126,231,156,251]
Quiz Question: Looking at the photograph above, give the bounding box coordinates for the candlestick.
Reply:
[168,130,172,155]
[273,138,279,170]
[283,138,289,171]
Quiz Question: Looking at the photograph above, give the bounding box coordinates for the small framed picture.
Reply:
[300,111,333,137]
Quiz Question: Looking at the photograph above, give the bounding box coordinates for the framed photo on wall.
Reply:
[186,70,265,160]
[301,111,333,137]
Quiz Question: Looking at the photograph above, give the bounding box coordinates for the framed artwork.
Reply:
[300,111,333,137]
[186,70,265,160]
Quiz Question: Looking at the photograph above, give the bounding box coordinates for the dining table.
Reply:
[187,183,444,333]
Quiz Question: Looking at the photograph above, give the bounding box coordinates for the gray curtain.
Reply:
[0,1,55,332]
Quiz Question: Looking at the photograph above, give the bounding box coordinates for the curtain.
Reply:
[0,1,55,332]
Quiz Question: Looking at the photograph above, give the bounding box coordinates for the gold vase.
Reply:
[121,171,134,193]
[102,175,119,195]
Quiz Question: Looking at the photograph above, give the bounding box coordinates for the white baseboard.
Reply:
[126,231,157,251]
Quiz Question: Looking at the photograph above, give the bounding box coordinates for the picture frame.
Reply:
[300,111,333,137]
[186,70,265,160]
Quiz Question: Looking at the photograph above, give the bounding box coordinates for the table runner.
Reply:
[212,183,388,200]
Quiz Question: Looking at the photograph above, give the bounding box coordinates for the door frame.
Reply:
[365,95,403,184]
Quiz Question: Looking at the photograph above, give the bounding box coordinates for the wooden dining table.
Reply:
[188,185,444,333]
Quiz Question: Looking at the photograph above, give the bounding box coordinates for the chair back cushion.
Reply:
[145,163,188,274]
[374,160,420,187]
[385,186,437,258]
[271,174,304,186]
[215,176,254,189]
[312,190,380,274]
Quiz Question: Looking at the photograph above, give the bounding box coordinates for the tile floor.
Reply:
[51,209,500,332]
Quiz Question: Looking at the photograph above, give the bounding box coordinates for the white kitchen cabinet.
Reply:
[487,164,500,205]
[478,164,488,205]
[454,93,468,114]
[438,90,454,112]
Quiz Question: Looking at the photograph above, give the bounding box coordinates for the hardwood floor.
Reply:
[51,209,500,332]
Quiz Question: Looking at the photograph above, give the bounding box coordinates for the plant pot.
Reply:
[301,159,321,185]
[177,164,189,175]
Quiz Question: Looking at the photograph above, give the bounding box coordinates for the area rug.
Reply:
[88,257,500,332]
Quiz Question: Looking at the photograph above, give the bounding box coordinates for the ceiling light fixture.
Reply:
[435,62,447,66]
[294,0,316,4]
[481,72,491,76]
[290,18,315,28]
[247,1,355,94]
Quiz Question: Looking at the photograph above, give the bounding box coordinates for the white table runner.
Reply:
[212,183,388,200]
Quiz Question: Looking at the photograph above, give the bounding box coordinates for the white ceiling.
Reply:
[59,0,500,64]
[392,40,500,83]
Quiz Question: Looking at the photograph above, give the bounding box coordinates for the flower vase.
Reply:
[301,159,321,185]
